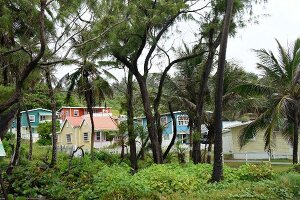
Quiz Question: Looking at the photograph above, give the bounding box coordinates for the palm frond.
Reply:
[239,108,273,148]
[101,68,118,82]
[230,83,274,97]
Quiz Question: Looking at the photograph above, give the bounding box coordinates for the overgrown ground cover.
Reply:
[1,143,300,200]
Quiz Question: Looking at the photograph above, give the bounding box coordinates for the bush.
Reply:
[278,173,300,197]
[237,163,274,181]
[93,151,122,165]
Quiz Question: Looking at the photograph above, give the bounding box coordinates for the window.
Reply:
[177,134,189,144]
[160,116,168,127]
[74,110,79,117]
[93,108,98,113]
[101,132,106,141]
[83,133,89,141]
[84,109,87,115]
[29,115,35,122]
[66,111,70,116]
[177,115,189,126]
[40,115,46,121]
[66,134,71,143]
[96,132,101,141]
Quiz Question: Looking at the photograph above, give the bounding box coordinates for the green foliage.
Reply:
[237,163,274,181]
[0,85,14,104]
[93,151,121,165]
[3,157,300,200]
[36,121,60,146]
[278,173,300,196]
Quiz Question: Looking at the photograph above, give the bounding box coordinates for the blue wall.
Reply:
[12,109,52,128]
[134,111,190,135]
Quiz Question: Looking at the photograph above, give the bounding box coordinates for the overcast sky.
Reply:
[55,0,300,80]
[227,0,300,74]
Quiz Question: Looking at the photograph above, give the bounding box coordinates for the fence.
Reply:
[223,151,299,164]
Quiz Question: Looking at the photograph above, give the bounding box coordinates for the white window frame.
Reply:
[101,131,106,141]
[83,132,89,141]
[66,134,71,143]
[96,132,101,141]
[177,115,189,126]
[74,110,79,117]
[29,115,35,123]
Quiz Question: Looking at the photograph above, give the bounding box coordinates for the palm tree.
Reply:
[61,60,114,158]
[211,0,234,182]
[238,38,300,164]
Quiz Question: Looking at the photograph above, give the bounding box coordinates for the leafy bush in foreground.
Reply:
[3,156,299,200]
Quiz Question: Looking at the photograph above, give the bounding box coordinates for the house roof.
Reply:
[57,106,111,112]
[64,117,83,128]
[222,121,252,130]
[82,116,118,131]
[20,108,52,113]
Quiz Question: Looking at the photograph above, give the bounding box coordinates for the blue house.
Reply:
[135,111,208,147]
[134,111,246,148]
[12,108,53,142]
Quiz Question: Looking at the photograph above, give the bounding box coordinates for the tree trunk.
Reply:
[211,0,234,183]
[193,21,221,164]
[136,76,163,164]
[137,136,149,160]
[207,142,212,164]
[45,68,57,167]
[121,140,125,159]
[12,107,21,166]
[86,94,95,159]
[127,71,138,172]
[192,134,201,164]
[293,107,299,164]
[163,102,177,161]
[207,123,214,164]
[24,104,33,160]
[188,119,193,159]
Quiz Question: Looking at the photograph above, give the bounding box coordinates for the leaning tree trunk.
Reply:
[127,71,138,172]
[193,32,219,164]
[45,68,57,167]
[136,76,163,164]
[211,0,234,183]
[23,104,33,160]
[293,107,299,164]
[12,106,22,166]
[163,102,177,161]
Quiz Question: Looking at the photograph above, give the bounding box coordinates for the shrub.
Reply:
[93,151,122,165]
[278,173,300,197]
[237,163,274,181]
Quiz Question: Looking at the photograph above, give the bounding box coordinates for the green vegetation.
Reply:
[36,121,60,146]
[1,149,300,200]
